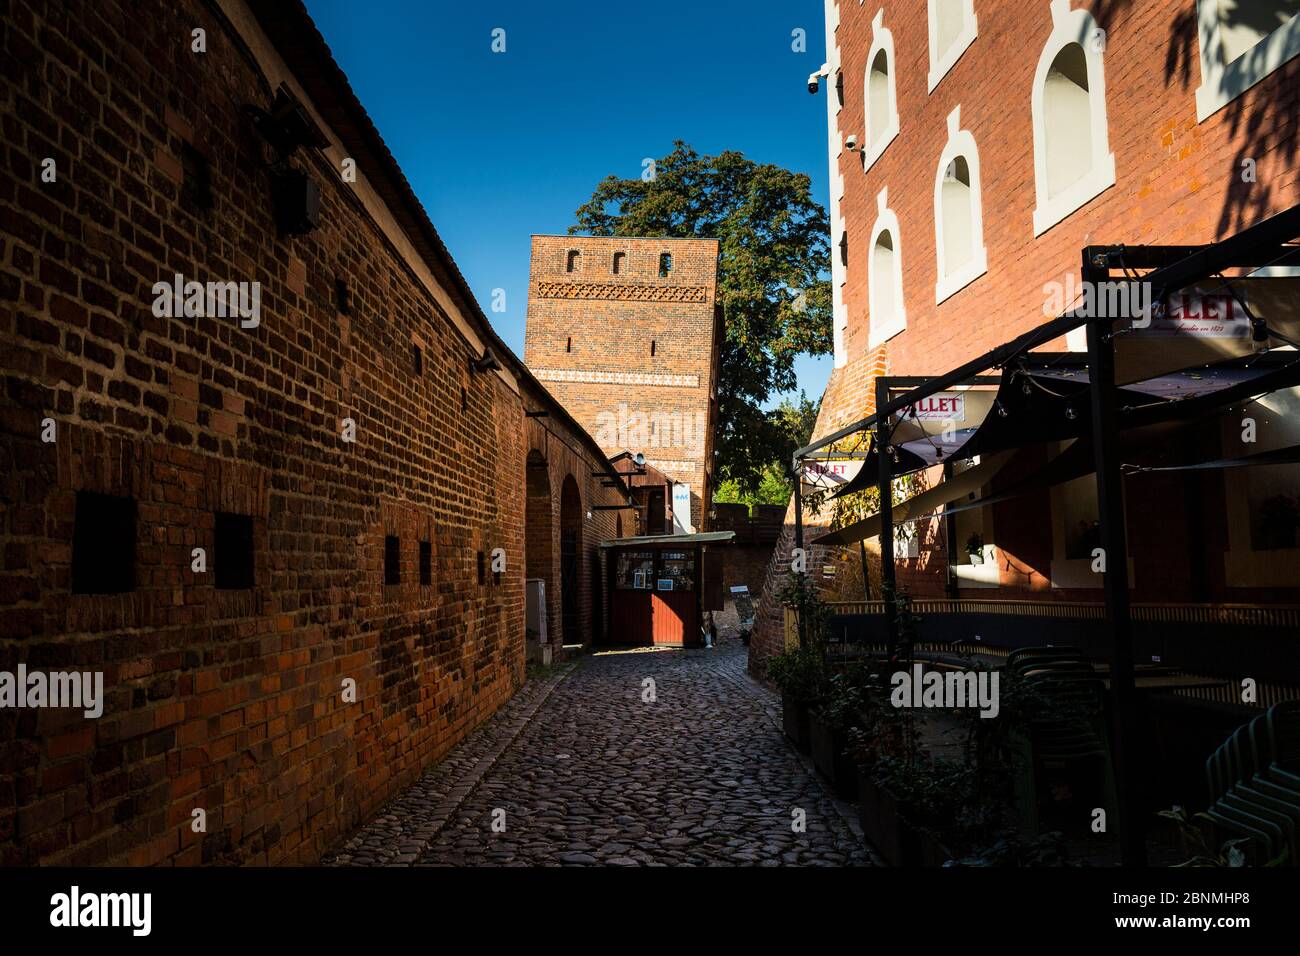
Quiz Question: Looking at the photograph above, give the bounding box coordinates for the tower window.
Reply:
[72,491,136,594]
[566,337,572,353]
[419,540,432,586]
[650,340,656,357]
[612,251,626,274]
[384,535,400,586]
[413,343,423,376]
[214,511,254,590]
[335,278,351,315]
[658,253,672,277]
[476,550,486,585]
[566,250,581,273]
[461,386,468,412]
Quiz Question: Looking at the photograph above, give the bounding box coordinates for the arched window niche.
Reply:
[862,10,900,172]
[868,187,907,348]
[1031,0,1116,236]
[933,106,988,304]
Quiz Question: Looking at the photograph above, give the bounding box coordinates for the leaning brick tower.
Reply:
[524,235,721,532]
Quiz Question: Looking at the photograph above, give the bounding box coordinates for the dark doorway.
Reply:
[646,487,666,535]
[556,476,582,647]
[560,475,582,645]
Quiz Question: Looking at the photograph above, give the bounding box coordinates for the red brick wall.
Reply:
[524,235,720,532]
[837,0,1300,374]
[746,0,1300,645]
[0,0,620,865]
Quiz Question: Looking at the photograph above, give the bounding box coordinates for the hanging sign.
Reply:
[672,483,693,534]
[801,458,864,492]
[900,393,966,422]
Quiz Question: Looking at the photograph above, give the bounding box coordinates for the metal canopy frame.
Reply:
[786,202,1300,867]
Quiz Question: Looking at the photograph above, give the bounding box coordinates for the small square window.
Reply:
[419,540,432,586]
[384,535,400,586]
[214,511,255,590]
[72,491,136,594]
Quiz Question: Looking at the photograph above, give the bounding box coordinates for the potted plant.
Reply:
[965,531,985,565]
[766,644,825,753]
[810,668,868,798]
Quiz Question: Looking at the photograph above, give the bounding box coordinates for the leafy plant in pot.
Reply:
[770,570,831,753]
[810,666,869,798]
[766,644,825,754]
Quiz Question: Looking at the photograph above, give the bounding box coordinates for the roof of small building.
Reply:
[599,531,735,549]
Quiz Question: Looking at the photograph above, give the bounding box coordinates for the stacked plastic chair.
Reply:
[1202,700,1300,865]
[1006,646,1118,837]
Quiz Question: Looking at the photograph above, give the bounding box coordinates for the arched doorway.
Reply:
[525,450,552,644]
[559,475,582,646]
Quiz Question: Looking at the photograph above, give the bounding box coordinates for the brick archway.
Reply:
[559,474,582,646]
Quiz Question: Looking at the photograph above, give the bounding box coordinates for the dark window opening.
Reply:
[181,143,212,212]
[334,278,351,315]
[477,550,486,585]
[460,386,468,412]
[650,340,656,357]
[214,511,254,590]
[566,250,581,273]
[565,337,572,353]
[384,535,400,586]
[413,343,423,376]
[419,540,432,586]
[72,491,136,594]
[612,251,626,274]
[658,252,672,277]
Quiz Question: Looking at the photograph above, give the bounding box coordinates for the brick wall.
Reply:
[524,235,720,533]
[744,0,1300,669]
[0,0,622,865]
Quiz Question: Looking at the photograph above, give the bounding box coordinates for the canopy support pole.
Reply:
[1083,251,1146,867]
[875,376,898,656]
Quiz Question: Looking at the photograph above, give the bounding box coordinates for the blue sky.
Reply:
[304,0,833,406]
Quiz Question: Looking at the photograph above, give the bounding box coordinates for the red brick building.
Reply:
[524,235,722,535]
[0,0,631,864]
[752,0,1300,673]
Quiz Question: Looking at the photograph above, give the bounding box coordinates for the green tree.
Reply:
[571,142,832,491]
[713,392,821,507]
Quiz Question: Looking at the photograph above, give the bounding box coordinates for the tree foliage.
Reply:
[571,142,832,491]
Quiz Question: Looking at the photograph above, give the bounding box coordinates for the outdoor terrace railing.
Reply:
[781,599,1300,709]
[784,600,1300,644]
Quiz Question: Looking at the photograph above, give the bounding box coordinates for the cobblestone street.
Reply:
[326,638,875,866]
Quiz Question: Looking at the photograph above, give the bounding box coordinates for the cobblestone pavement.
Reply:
[326,637,876,867]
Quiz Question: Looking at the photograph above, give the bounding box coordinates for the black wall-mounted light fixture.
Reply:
[245,85,330,236]
[247,85,330,162]
[472,348,503,373]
